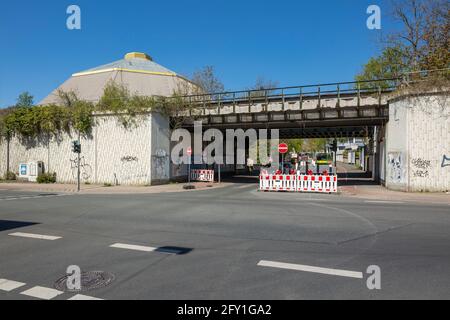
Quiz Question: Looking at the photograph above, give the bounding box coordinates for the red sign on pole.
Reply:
[187,147,192,155]
[278,143,288,154]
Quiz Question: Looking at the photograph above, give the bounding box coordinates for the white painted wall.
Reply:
[0,113,172,185]
[385,92,450,192]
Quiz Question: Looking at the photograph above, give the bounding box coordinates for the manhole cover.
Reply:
[54,271,115,292]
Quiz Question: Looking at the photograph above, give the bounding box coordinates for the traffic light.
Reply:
[72,140,81,153]
[332,139,337,152]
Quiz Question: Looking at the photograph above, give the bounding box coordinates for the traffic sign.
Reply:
[278,143,288,154]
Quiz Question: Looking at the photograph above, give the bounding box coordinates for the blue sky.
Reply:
[0,0,394,107]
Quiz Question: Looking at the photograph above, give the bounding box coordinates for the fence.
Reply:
[259,174,337,193]
[190,169,214,182]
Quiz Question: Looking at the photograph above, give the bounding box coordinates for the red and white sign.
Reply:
[259,174,337,193]
[278,143,288,154]
[191,169,214,182]
[187,147,192,155]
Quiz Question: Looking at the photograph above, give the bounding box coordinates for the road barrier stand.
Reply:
[259,174,337,193]
[191,169,214,182]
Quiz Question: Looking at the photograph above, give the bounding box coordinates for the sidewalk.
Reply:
[336,161,450,204]
[339,184,450,205]
[0,181,230,194]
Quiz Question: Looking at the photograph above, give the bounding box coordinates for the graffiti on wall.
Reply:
[70,156,93,180]
[388,152,404,183]
[152,149,169,180]
[121,156,138,163]
[120,155,148,182]
[442,155,450,168]
[411,158,431,178]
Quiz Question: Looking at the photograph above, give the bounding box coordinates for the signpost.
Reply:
[278,143,288,174]
[187,146,192,186]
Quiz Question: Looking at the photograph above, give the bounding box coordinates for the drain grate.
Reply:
[54,271,115,292]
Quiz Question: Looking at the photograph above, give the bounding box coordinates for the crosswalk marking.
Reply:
[257,260,364,279]
[68,294,103,300]
[110,243,157,252]
[0,279,26,292]
[20,286,63,300]
[8,232,62,241]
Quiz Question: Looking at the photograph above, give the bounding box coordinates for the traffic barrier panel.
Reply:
[191,169,214,182]
[259,174,337,193]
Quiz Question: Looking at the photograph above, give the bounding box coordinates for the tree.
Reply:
[356,47,406,89]
[16,92,34,108]
[249,76,279,97]
[285,139,303,153]
[356,0,449,84]
[387,0,449,71]
[302,139,327,153]
[192,66,224,94]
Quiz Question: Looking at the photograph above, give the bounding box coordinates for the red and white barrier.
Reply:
[259,174,337,193]
[191,169,214,182]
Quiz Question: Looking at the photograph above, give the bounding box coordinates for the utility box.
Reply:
[19,163,29,179]
[18,161,44,182]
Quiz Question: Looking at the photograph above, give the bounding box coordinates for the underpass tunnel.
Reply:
[171,124,386,186]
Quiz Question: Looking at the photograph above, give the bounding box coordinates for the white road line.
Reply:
[68,294,103,300]
[8,232,62,241]
[257,260,363,279]
[0,194,64,201]
[364,200,405,204]
[236,184,254,189]
[110,243,157,252]
[20,286,63,300]
[0,279,26,292]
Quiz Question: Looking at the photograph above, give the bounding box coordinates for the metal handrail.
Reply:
[175,68,449,103]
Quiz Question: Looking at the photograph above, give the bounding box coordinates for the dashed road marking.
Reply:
[110,243,157,252]
[257,260,363,279]
[0,194,65,201]
[0,279,26,292]
[364,200,405,204]
[20,286,63,300]
[68,294,103,300]
[9,232,62,241]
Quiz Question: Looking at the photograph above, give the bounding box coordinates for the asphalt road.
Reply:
[0,183,449,300]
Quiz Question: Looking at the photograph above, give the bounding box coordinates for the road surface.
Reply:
[0,184,449,299]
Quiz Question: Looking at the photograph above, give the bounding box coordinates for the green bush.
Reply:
[37,172,56,184]
[4,171,16,181]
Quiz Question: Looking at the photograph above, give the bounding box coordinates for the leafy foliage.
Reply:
[357,0,449,84]
[0,81,202,142]
[16,92,34,108]
[355,47,405,89]
[3,171,16,181]
[37,172,56,184]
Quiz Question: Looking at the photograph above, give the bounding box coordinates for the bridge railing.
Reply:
[172,69,448,114]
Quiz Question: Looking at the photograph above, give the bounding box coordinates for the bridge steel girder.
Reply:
[176,104,388,139]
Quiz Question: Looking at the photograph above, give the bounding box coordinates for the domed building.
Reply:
[2,52,198,186]
[40,52,197,104]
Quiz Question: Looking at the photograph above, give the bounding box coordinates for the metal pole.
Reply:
[77,132,80,192]
[218,163,221,184]
[188,155,191,186]
[6,135,10,175]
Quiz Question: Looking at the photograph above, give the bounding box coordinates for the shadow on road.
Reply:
[0,220,39,232]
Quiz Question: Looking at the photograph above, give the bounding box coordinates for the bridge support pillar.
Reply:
[384,91,449,192]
